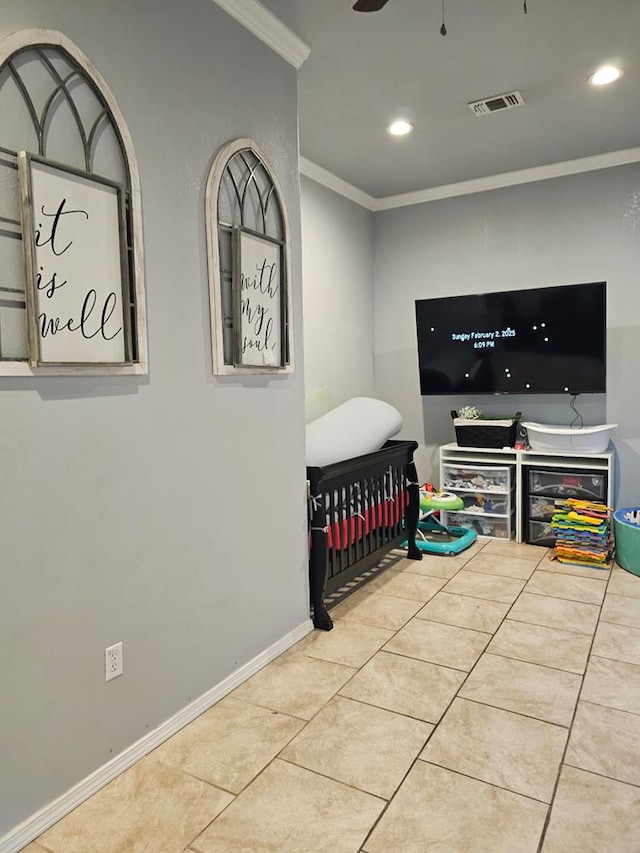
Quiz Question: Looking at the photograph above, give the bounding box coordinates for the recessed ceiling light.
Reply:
[387,120,414,136]
[588,65,623,86]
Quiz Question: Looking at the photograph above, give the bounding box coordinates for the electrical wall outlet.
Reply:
[105,642,123,681]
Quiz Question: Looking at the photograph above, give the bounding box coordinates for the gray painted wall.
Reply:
[0,0,307,837]
[373,165,640,506]
[301,176,375,406]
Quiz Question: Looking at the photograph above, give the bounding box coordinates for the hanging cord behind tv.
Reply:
[569,394,584,429]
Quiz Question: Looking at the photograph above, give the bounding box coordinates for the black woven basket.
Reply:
[451,411,521,449]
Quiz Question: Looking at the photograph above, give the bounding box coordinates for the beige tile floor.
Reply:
[29,540,640,853]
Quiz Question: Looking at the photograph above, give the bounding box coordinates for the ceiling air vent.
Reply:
[467,90,525,117]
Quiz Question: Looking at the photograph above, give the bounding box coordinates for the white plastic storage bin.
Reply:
[442,464,510,493]
[522,423,617,454]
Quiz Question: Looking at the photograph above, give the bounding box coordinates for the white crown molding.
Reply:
[300,147,640,212]
[211,0,310,68]
[0,618,314,853]
[372,146,640,211]
[300,157,375,210]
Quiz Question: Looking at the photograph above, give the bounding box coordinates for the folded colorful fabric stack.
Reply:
[550,498,613,569]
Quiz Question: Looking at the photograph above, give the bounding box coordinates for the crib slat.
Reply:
[337,484,346,578]
[354,477,364,564]
[328,487,337,581]
[373,471,383,552]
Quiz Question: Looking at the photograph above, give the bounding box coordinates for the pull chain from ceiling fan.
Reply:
[439,0,528,36]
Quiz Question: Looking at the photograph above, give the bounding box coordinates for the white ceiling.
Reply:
[259,0,640,199]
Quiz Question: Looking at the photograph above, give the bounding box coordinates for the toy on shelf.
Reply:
[402,484,477,556]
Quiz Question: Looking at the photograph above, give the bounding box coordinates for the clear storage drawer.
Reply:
[527,519,556,548]
[442,510,511,540]
[527,469,606,500]
[459,493,509,515]
[528,495,560,522]
[442,464,511,493]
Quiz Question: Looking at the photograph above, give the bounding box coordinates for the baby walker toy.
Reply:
[403,485,477,556]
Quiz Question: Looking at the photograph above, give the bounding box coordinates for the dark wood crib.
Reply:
[307,439,423,630]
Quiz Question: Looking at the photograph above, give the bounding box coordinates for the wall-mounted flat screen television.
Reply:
[415,282,606,395]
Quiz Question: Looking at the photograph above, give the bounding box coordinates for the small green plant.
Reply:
[454,407,521,422]
[458,405,483,419]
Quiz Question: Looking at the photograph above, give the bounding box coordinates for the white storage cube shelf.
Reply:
[439,443,614,544]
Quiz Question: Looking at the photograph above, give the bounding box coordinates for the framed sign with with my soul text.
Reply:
[233,227,287,369]
[18,153,131,367]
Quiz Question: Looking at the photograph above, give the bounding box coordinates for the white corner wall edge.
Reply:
[301,146,640,212]
[211,0,310,68]
[0,618,314,853]
[300,157,376,211]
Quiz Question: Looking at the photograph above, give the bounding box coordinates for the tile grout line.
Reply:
[187,711,389,853]
[383,547,583,849]
[276,754,390,802]
[180,702,316,851]
[573,696,640,718]
[481,648,589,677]
[360,544,549,850]
[333,689,447,726]
[249,551,493,844]
[455,694,573,729]
[274,553,631,851]
[267,556,490,850]
[560,761,640,790]
[442,547,601,851]
[590,649,640,666]
[378,646,478,673]
[535,559,615,853]
[484,587,606,607]
[417,757,555,805]
[601,590,640,602]
[234,556,636,851]
[356,546,500,848]
[171,639,393,853]
[505,612,599,637]
[172,556,621,850]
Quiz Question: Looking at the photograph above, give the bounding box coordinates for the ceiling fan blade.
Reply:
[353,0,392,11]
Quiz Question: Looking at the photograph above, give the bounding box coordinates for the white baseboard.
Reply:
[0,618,314,853]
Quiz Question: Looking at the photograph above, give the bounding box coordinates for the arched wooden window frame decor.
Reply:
[0,29,147,375]
[205,138,293,375]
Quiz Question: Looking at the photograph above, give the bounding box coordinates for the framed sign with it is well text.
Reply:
[18,152,130,367]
